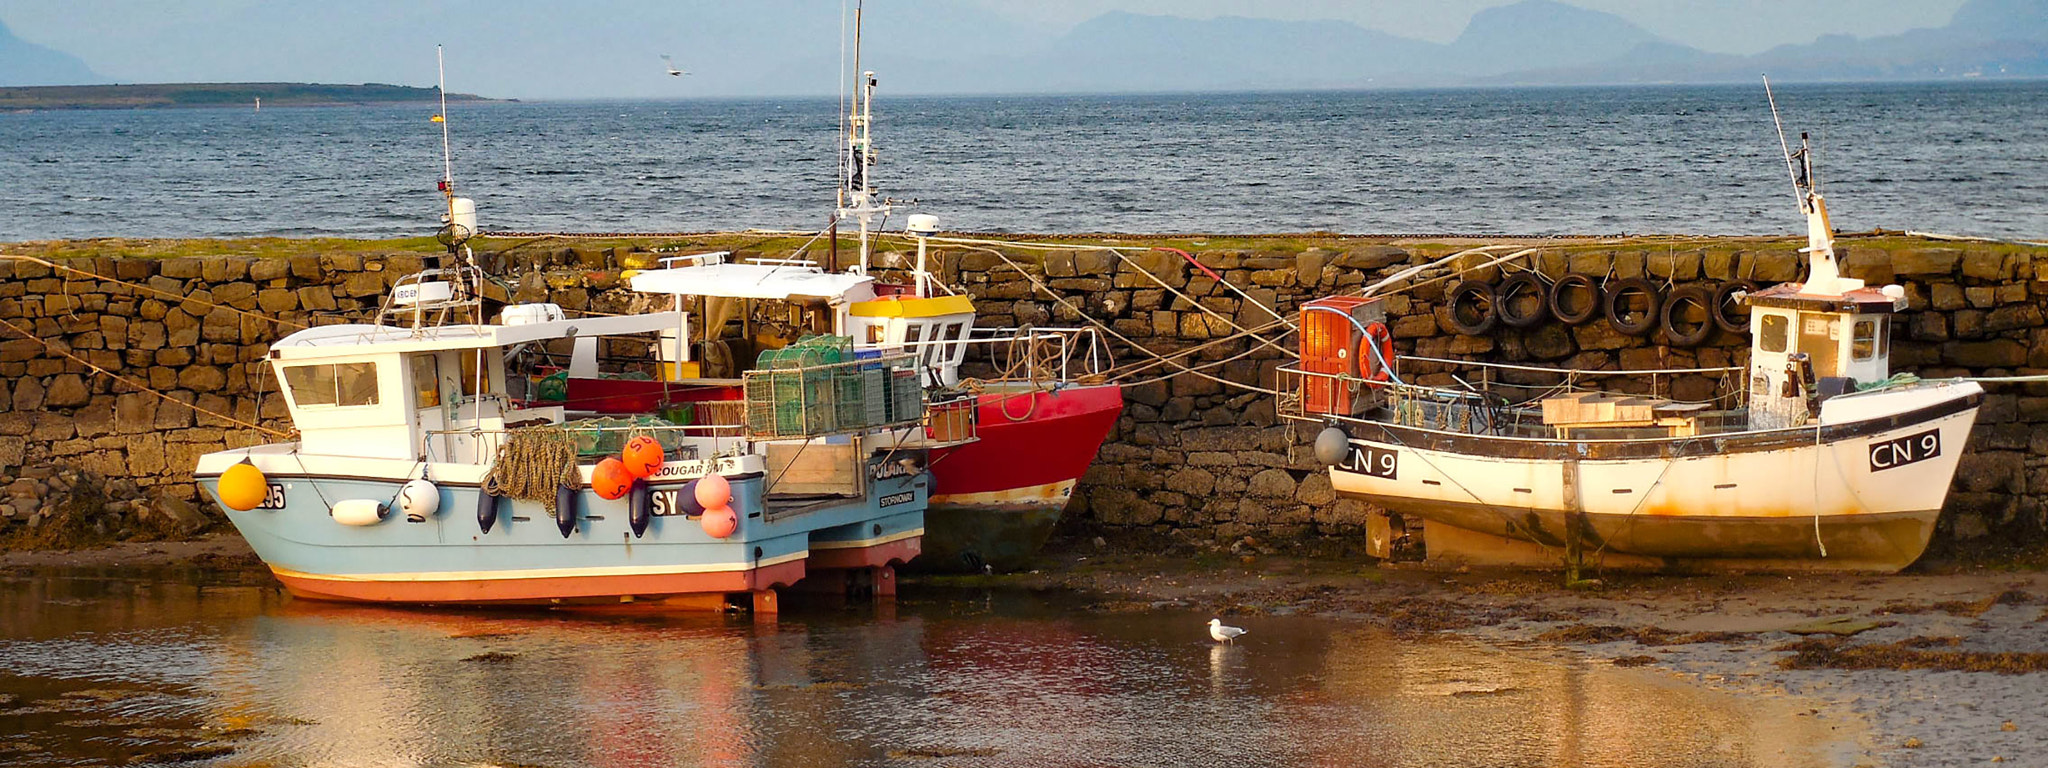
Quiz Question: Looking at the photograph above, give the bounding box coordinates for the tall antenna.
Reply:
[1763,75,1802,210]
[437,45,455,210]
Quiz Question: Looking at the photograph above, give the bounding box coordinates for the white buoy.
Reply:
[332,499,389,526]
[398,479,441,523]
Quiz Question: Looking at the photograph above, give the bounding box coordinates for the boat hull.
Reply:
[1327,381,1983,573]
[196,455,926,607]
[919,383,1122,572]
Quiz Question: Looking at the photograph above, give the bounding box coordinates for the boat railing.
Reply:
[375,266,486,329]
[655,251,732,268]
[1277,364,1512,435]
[1278,359,1749,436]
[951,326,1110,382]
[1395,356,1748,408]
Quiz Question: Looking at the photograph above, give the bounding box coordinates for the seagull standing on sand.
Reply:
[1207,618,1247,644]
[661,55,689,77]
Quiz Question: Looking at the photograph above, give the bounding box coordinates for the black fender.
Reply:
[555,485,578,539]
[476,489,500,534]
[628,480,652,538]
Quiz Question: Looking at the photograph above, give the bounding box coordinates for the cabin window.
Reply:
[458,350,491,396]
[1879,319,1892,357]
[1759,315,1789,353]
[940,322,966,362]
[904,324,924,351]
[866,324,886,344]
[411,356,442,408]
[1852,319,1879,361]
[283,362,380,408]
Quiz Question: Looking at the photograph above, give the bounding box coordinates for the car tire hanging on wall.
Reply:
[1547,273,1602,325]
[1603,277,1663,337]
[1493,272,1548,329]
[1711,279,1758,334]
[1659,284,1716,347]
[1446,281,1499,336]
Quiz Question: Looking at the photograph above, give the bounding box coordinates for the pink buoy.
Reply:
[700,504,738,538]
[695,473,732,508]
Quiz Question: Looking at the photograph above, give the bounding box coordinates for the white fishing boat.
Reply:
[1281,123,1982,573]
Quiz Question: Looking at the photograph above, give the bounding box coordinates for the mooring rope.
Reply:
[481,426,581,515]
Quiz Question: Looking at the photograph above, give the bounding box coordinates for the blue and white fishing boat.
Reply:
[194,253,936,610]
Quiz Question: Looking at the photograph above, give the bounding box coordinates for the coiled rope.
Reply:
[481,426,581,515]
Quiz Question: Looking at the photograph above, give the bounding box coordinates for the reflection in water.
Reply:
[0,571,1840,768]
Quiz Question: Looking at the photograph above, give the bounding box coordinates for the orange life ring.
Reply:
[1357,322,1394,385]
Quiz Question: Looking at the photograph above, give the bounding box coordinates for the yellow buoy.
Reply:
[218,461,269,511]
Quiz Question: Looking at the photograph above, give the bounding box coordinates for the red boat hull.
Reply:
[920,383,1122,571]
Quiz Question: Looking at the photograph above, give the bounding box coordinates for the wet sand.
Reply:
[932,548,2048,768]
[7,536,2044,766]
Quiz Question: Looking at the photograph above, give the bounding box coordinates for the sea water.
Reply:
[0,567,1843,768]
[1,81,2044,241]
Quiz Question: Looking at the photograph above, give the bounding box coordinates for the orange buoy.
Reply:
[217,461,269,511]
[621,435,664,479]
[700,504,738,538]
[695,472,732,508]
[592,458,633,501]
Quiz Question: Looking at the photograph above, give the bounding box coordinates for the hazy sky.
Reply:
[974,0,1968,50]
[0,0,1973,98]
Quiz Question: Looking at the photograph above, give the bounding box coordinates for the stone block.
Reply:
[179,366,228,392]
[1891,248,1962,277]
[288,255,322,280]
[1966,286,1997,309]
[159,257,203,279]
[256,289,297,314]
[296,286,337,311]
[1944,340,2026,368]
[249,259,291,282]
[1962,252,2010,281]
[43,374,89,407]
[1930,283,1966,311]
[1248,468,1296,499]
[11,378,42,411]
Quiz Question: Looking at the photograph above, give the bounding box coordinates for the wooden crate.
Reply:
[764,443,861,496]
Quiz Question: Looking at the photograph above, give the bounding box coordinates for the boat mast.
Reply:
[1765,76,1846,297]
[437,45,457,233]
[837,1,888,276]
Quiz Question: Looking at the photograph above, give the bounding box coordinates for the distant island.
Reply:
[0,83,498,111]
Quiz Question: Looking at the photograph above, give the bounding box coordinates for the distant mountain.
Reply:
[1023,12,1441,92]
[1467,0,2048,86]
[1447,0,1666,76]
[1946,0,2048,42]
[0,18,100,86]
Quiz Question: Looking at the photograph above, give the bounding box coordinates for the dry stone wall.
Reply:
[1,237,2044,556]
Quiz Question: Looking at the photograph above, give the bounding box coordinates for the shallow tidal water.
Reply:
[0,567,1844,768]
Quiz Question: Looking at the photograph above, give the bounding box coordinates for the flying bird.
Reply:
[1207,618,1247,644]
[661,55,689,77]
